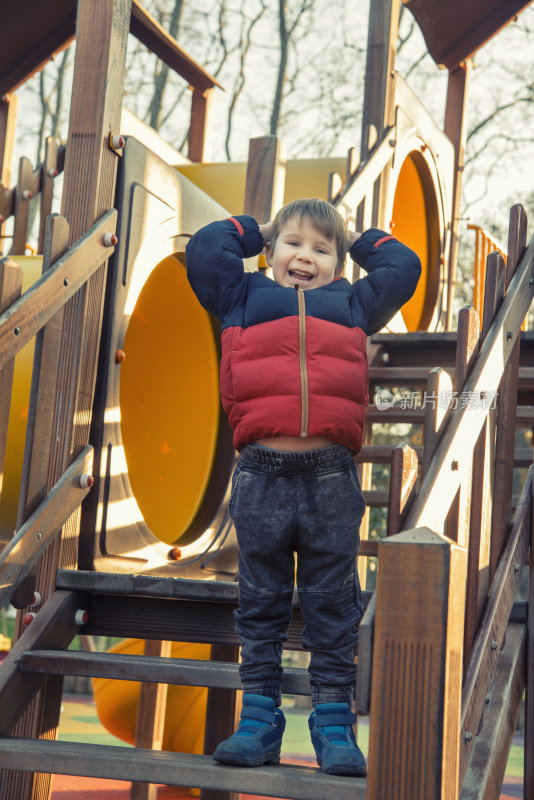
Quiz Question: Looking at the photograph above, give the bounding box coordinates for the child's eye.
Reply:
[316,247,328,254]
[287,240,300,247]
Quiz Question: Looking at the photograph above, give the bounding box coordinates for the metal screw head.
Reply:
[514,561,521,572]
[464,731,473,743]
[506,331,513,340]
[13,326,20,336]
[529,278,534,287]
[36,531,42,541]
[491,638,498,651]
[451,459,459,471]
[63,277,69,286]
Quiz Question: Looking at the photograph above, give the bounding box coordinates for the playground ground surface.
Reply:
[48,695,525,799]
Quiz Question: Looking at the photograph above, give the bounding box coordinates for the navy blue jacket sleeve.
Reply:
[185,215,264,320]
[350,229,422,335]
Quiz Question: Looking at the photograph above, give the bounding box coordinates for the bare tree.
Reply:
[147,0,185,130]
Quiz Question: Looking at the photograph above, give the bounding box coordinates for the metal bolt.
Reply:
[115,349,126,364]
[169,547,182,561]
[104,232,118,247]
[80,474,94,489]
[506,331,512,340]
[36,531,42,541]
[491,639,498,651]
[464,731,473,743]
[529,278,534,287]
[514,561,521,572]
[63,277,69,287]
[13,326,20,336]
[451,460,459,471]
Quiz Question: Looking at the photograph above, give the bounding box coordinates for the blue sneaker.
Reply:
[309,702,367,776]
[213,694,285,767]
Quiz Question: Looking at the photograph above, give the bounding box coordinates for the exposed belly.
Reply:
[253,435,335,452]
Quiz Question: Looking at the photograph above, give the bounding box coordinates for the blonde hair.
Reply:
[269,198,347,270]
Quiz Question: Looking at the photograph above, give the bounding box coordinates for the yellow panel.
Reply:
[120,255,220,544]
[0,256,43,540]
[177,157,347,215]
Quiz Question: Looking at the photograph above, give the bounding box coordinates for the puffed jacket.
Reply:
[186,214,421,453]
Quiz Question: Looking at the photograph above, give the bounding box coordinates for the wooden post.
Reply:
[359,0,400,227]
[367,527,467,799]
[37,138,60,254]
[0,257,23,511]
[0,2,132,798]
[446,305,479,547]
[422,367,454,479]
[12,156,34,255]
[490,205,528,581]
[463,252,504,660]
[386,444,418,536]
[0,94,18,256]
[188,87,214,163]
[130,640,172,800]
[244,136,286,225]
[10,214,70,610]
[525,478,534,799]
[444,62,471,330]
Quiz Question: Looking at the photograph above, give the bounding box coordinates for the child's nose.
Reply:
[297,246,313,261]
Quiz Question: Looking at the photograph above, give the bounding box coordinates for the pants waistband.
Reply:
[239,442,355,473]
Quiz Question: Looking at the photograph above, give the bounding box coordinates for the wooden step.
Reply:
[17,650,313,695]
[0,739,367,800]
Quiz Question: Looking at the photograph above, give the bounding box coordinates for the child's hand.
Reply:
[259,221,273,245]
[346,230,362,250]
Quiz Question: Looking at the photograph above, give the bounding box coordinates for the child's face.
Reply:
[265,217,340,290]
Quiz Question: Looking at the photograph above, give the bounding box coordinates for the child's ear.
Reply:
[264,242,273,267]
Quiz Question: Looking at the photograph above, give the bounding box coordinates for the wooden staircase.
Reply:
[0,572,370,799]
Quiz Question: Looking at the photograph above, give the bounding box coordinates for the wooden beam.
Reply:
[367,527,466,799]
[386,444,418,535]
[422,367,453,478]
[460,623,526,800]
[188,88,214,163]
[244,136,286,225]
[0,446,94,609]
[0,590,83,737]
[0,209,117,372]
[0,95,18,256]
[459,465,532,785]
[37,138,60,254]
[131,639,172,800]
[129,0,222,94]
[444,63,471,330]
[490,205,528,580]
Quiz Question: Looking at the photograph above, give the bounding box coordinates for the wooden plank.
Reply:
[0,257,23,508]
[12,156,34,254]
[422,367,453,478]
[0,446,93,609]
[37,137,60,253]
[11,214,70,609]
[459,465,532,785]
[201,643,241,800]
[0,590,83,736]
[464,252,504,660]
[366,527,466,800]
[0,208,117,372]
[402,232,534,534]
[0,740,367,800]
[460,623,526,800]
[131,639,172,800]
[0,94,18,256]
[336,130,395,224]
[188,88,214,164]
[525,481,534,799]
[386,444,418,535]
[444,63,470,329]
[446,305,480,546]
[244,136,286,225]
[129,0,222,94]
[17,650,316,696]
[357,444,423,464]
[490,205,528,581]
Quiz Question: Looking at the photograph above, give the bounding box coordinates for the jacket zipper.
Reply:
[296,287,309,437]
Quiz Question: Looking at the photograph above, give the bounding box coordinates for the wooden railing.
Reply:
[468,223,507,322]
[0,210,117,607]
[362,204,534,799]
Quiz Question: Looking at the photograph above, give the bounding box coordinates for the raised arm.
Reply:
[185,215,264,320]
[350,228,422,335]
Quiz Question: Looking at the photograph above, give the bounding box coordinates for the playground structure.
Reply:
[0,0,533,798]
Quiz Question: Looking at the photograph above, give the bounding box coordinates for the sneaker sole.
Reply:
[213,750,281,768]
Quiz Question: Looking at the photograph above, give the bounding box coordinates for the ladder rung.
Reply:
[18,650,313,695]
[0,739,367,800]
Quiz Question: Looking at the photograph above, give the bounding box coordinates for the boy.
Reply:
[186,198,421,776]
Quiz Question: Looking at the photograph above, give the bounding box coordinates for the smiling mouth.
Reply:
[289,269,313,282]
